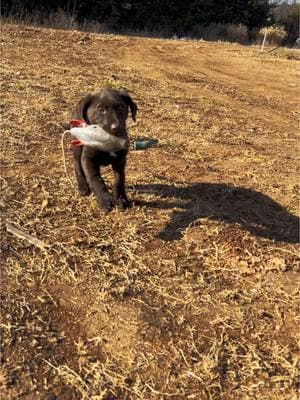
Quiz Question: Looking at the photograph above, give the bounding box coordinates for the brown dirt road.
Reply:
[1,24,299,400]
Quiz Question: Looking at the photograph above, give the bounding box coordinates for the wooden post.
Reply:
[261,31,267,51]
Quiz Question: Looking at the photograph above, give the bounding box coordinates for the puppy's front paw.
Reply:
[78,186,91,196]
[77,180,91,196]
[100,193,114,213]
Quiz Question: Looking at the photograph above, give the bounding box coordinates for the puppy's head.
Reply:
[73,88,137,137]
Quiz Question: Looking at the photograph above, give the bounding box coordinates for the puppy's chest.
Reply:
[97,151,117,166]
[82,147,127,166]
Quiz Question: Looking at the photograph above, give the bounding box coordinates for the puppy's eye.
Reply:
[97,106,106,114]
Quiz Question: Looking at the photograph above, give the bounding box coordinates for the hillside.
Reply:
[1,24,299,400]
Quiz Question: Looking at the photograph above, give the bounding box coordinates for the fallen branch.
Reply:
[6,223,49,250]
[268,45,281,53]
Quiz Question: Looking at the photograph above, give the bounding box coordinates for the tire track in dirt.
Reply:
[120,41,298,134]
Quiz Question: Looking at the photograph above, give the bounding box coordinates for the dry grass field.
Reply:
[1,24,299,400]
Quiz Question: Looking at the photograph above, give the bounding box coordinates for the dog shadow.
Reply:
[134,183,299,243]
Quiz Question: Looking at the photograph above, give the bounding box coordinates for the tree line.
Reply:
[1,1,299,43]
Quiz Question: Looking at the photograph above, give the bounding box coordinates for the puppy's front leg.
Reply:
[81,155,114,212]
[72,146,90,196]
[112,156,131,209]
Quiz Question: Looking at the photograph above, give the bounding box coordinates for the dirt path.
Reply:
[121,40,298,126]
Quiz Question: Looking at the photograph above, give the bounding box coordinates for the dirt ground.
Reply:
[1,24,299,400]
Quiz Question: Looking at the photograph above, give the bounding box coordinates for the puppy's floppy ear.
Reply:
[120,90,137,122]
[73,94,93,123]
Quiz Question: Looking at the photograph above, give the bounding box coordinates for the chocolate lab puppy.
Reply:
[71,88,137,212]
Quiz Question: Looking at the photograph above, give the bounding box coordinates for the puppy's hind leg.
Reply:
[72,146,91,196]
